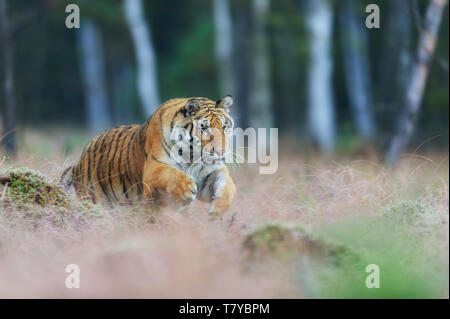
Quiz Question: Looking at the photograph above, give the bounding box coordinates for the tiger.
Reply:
[61,96,236,219]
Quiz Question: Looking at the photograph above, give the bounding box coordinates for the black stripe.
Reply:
[108,130,124,202]
[200,172,213,193]
[171,110,181,130]
[125,128,138,197]
[86,142,96,199]
[86,145,92,188]
[161,141,174,161]
[131,129,143,195]
[96,136,111,202]
[117,129,130,199]
[102,132,115,200]
[140,120,149,155]
[159,108,165,142]
[120,127,132,199]
[151,155,172,167]
[90,136,104,202]
[188,123,194,163]
[162,137,173,155]
[123,128,138,195]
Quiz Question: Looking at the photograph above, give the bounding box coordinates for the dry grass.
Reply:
[0,137,448,298]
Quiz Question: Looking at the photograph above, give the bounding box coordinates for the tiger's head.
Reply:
[170,96,234,166]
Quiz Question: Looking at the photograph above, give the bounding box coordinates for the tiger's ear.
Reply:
[182,99,201,117]
[216,95,233,112]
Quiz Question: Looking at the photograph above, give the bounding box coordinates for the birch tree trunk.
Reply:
[386,0,448,164]
[339,0,375,138]
[77,19,111,134]
[123,0,160,117]
[306,0,335,151]
[0,0,16,157]
[249,0,273,130]
[213,0,234,97]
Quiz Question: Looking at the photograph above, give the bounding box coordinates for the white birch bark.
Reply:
[386,0,448,164]
[77,19,111,133]
[123,0,160,116]
[306,0,335,151]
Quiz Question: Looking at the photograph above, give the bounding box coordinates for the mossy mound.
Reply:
[382,200,442,228]
[385,200,434,216]
[0,167,70,208]
[242,222,357,264]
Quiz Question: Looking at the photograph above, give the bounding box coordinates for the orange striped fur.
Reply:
[62,96,236,219]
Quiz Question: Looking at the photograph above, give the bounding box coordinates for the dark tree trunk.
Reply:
[386,0,448,164]
[77,19,112,134]
[248,0,273,130]
[233,1,252,129]
[0,0,16,157]
[214,0,234,97]
[339,0,375,139]
[376,0,413,135]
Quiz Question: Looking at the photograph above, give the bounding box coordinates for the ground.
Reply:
[0,128,448,298]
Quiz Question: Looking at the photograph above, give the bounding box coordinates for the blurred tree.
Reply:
[387,0,448,163]
[111,60,137,124]
[305,0,335,151]
[123,0,160,116]
[0,0,16,157]
[268,0,304,135]
[77,19,111,133]
[0,0,447,156]
[249,0,273,130]
[339,0,375,139]
[375,0,413,138]
[232,0,252,128]
[213,0,235,99]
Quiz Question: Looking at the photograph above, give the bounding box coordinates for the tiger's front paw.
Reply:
[207,181,236,221]
[167,173,197,205]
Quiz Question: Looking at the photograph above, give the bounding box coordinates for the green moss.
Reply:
[242,222,357,264]
[76,200,103,217]
[309,215,448,298]
[0,167,70,208]
[382,200,441,228]
[390,199,432,213]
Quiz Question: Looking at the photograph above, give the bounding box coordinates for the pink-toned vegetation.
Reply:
[0,134,448,298]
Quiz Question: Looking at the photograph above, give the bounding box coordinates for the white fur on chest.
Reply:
[183,164,225,202]
[183,163,220,187]
[168,125,226,201]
